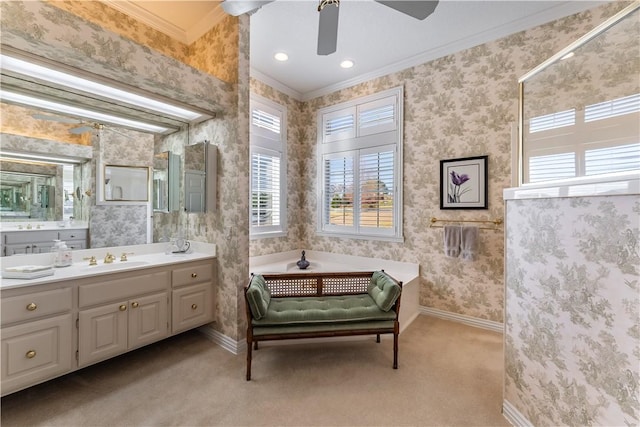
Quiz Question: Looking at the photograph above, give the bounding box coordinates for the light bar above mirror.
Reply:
[0,46,217,135]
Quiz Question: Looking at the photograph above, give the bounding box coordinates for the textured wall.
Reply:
[249,2,630,325]
[505,195,640,425]
[1,1,248,340]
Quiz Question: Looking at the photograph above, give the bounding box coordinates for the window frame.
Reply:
[316,86,403,242]
[250,94,287,239]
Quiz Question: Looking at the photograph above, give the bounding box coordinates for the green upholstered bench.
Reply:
[244,270,402,380]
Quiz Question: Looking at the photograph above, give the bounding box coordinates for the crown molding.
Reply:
[250,67,303,101]
[299,1,606,101]
[101,1,227,45]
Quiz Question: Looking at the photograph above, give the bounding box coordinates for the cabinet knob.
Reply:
[131,302,139,308]
[119,304,127,311]
[25,350,36,359]
[191,273,198,278]
[191,304,198,310]
[26,302,37,311]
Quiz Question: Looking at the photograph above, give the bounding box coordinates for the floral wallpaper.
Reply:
[250,2,631,326]
[1,1,251,342]
[89,127,154,248]
[1,103,90,146]
[505,195,639,426]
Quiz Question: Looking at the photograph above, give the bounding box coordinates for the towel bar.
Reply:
[429,217,503,230]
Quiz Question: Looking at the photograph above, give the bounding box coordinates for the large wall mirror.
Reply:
[519,3,639,185]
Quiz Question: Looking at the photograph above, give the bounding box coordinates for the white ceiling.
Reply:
[109,0,605,100]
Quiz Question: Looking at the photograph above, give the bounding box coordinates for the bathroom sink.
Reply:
[81,261,150,272]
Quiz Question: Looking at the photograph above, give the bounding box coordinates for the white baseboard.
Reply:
[502,400,533,427]
[419,306,504,333]
[197,325,246,355]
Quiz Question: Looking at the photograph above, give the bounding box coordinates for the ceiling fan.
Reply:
[221,0,439,55]
[32,113,100,134]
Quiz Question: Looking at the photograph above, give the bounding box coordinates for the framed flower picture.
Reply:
[439,155,488,210]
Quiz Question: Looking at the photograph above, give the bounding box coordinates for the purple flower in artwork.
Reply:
[450,171,470,186]
[448,170,471,203]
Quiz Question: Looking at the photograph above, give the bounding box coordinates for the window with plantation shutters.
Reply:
[524,93,640,183]
[317,87,403,241]
[250,95,287,237]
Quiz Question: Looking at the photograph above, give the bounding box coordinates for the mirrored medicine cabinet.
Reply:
[184,141,217,213]
[153,151,180,212]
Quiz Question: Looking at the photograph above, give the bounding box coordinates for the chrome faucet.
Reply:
[104,253,116,264]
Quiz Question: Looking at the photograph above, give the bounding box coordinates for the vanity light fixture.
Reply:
[0,151,85,165]
[274,52,289,61]
[340,59,354,69]
[0,89,174,134]
[560,52,575,60]
[0,52,212,122]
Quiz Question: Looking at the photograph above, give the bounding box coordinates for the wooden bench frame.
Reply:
[244,271,402,380]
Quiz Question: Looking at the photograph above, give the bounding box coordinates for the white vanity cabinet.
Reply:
[2,229,88,256]
[77,270,170,367]
[171,261,216,334]
[1,255,217,396]
[0,286,74,395]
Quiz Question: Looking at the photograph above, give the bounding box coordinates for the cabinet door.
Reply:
[1,314,73,396]
[78,302,128,367]
[172,283,213,334]
[128,293,168,349]
[5,245,31,256]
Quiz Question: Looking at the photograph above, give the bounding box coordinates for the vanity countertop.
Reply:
[0,221,89,232]
[0,242,216,290]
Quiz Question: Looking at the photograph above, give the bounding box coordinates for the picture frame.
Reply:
[439,155,488,210]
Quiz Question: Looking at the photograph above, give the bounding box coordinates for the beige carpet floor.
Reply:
[1,316,508,427]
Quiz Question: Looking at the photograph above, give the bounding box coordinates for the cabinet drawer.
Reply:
[1,288,72,325]
[79,271,170,308]
[3,231,58,244]
[172,283,213,334]
[1,314,73,396]
[58,229,87,241]
[172,262,213,288]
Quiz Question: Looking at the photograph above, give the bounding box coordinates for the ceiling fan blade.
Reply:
[375,1,439,20]
[221,0,274,16]
[317,2,339,56]
[32,113,82,124]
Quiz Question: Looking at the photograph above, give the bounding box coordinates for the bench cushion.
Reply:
[253,294,396,326]
[246,275,271,320]
[368,271,401,312]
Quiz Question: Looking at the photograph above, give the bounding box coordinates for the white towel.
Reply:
[444,225,461,257]
[460,226,479,261]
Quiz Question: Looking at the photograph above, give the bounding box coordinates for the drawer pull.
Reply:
[131,302,139,308]
[26,302,37,311]
[26,350,36,359]
[119,304,127,311]
[191,304,198,310]
[191,273,198,278]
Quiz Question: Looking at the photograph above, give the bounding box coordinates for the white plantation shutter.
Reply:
[524,93,640,183]
[318,87,403,240]
[250,95,287,237]
[359,148,394,231]
[323,153,355,229]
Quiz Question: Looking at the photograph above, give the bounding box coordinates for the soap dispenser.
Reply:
[51,240,72,268]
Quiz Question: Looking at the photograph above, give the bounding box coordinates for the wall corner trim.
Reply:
[419,306,504,333]
[502,399,534,427]
[197,325,247,355]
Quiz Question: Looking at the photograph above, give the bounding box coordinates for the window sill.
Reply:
[250,231,287,240]
[503,171,640,200]
[316,230,404,243]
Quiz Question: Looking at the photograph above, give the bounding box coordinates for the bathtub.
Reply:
[250,250,420,333]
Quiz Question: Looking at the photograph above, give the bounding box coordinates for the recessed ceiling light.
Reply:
[340,59,354,69]
[274,52,289,62]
